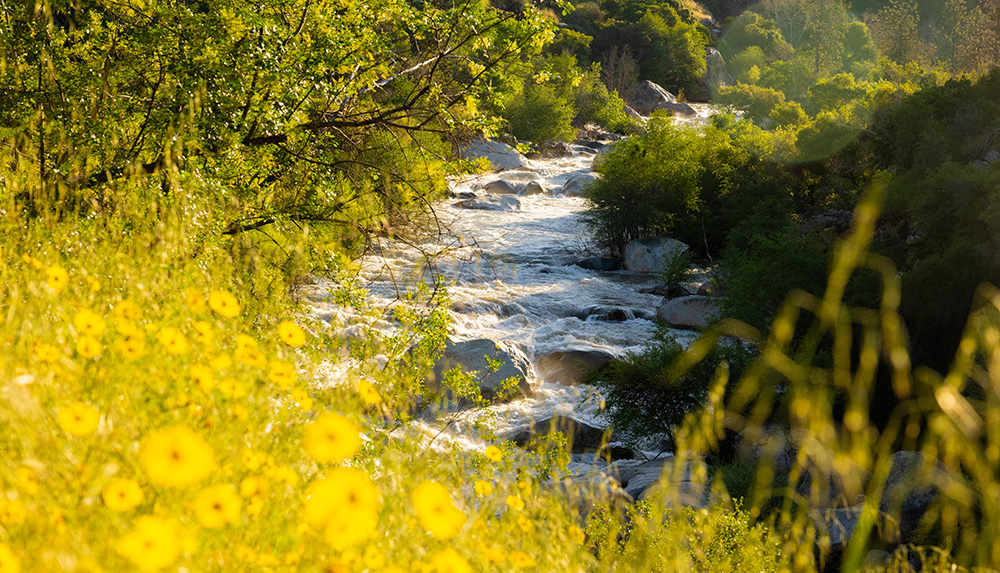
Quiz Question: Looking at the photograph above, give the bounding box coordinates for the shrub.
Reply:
[504,83,577,142]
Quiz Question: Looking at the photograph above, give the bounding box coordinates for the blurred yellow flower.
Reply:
[241,449,267,471]
[268,361,296,389]
[303,467,380,550]
[15,468,38,496]
[116,329,146,360]
[484,445,503,462]
[272,466,299,487]
[209,290,241,318]
[103,478,144,512]
[45,265,68,292]
[505,494,525,511]
[356,379,382,405]
[428,548,472,573]
[156,327,189,355]
[412,480,465,540]
[481,544,505,563]
[0,542,20,573]
[58,402,100,436]
[232,403,249,421]
[568,524,586,544]
[246,494,264,517]
[76,335,103,359]
[291,388,313,412]
[363,547,385,569]
[34,342,62,363]
[0,498,27,526]
[190,364,214,393]
[186,288,206,313]
[474,480,493,497]
[112,299,140,322]
[74,309,106,337]
[192,320,214,344]
[304,412,361,464]
[277,321,306,347]
[240,475,269,498]
[140,426,215,487]
[510,551,537,568]
[116,516,181,571]
[219,378,247,399]
[235,334,258,351]
[210,352,232,370]
[517,514,531,532]
[192,484,241,529]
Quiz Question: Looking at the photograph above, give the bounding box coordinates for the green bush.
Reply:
[573,70,635,133]
[504,83,577,143]
[592,331,755,444]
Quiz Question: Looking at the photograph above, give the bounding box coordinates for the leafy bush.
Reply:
[504,83,577,142]
[592,331,755,444]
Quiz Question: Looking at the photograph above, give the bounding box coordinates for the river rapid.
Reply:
[307,108,717,479]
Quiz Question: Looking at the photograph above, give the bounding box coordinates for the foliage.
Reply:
[505,83,578,142]
[592,331,755,444]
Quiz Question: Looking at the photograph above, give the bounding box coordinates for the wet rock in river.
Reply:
[656,295,719,329]
[573,257,621,271]
[511,415,607,453]
[560,172,599,196]
[482,179,518,195]
[458,139,529,171]
[427,338,533,403]
[622,237,690,273]
[536,348,615,385]
[454,195,521,211]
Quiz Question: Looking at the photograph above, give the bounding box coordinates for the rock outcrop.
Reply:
[458,139,529,171]
[656,295,719,329]
[535,348,615,385]
[427,338,533,402]
[622,237,690,273]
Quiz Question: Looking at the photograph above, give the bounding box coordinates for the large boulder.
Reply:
[535,348,615,385]
[511,416,607,453]
[622,237,690,273]
[482,179,518,195]
[560,172,599,196]
[458,139,529,171]
[522,181,547,195]
[656,296,719,329]
[429,338,533,402]
[628,80,677,115]
[454,195,521,211]
[617,457,709,505]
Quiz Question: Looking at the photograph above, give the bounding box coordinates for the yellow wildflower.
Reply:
[246,495,264,517]
[267,361,296,389]
[517,514,531,532]
[482,544,505,563]
[412,480,465,540]
[45,265,68,292]
[186,288,207,313]
[272,466,299,487]
[140,426,215,487]
[218,378,247,399]
[303,467,380,550]
[506,494,525,511]
[112,299,140,322]
[235,334,258,351]
[15,468,38,496]
[241,449,267,471]
[192,320,214,344]
[156,326,189,355]
[0,498,27,526]
[103,478,144,512]
[291,388,313,412]
[210,352,232,370]
[116,328,146,360]
[232,403,249,421]
[34,342,62,363]
[190,364,214,393]
[240,475,269,498]
[510,551,537,568]
[0,543,20,573]
[74,309,106,337]
[116,516,181,571]
[363,547,385,569]
[356,379,382,405]
[428,548,472,573]
[58,402,100,436]
[192,484,241,529]
[484,445,503,462]
[208,290,241,318]
[76,336,103,359]
[568,524,586,544]
[474,480,493,497]
[303,412,361,464]
[277,321,306,347]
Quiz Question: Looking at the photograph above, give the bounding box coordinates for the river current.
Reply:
[308,108,716,477]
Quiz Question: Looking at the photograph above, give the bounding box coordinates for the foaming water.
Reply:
[308,127,714,473]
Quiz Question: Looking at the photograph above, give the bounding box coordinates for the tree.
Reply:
[865,0,925,65]
[0,0,550,246]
